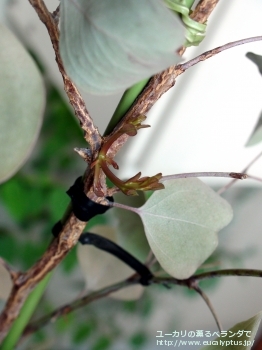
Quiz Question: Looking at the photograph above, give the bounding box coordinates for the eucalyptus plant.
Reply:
[0,0,262,349]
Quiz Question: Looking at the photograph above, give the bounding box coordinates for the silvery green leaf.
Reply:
[201,311,262,350]
[138,178,233,279]
[0,24,45,183]
[60,0,185,94]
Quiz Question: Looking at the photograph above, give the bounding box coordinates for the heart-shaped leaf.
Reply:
[60,0,185,95]
[201,311,262,350]
[137,179,233,279]
[0,24,45,183]
[77,225,145,300]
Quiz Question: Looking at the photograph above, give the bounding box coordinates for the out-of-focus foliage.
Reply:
[201,311,262,350]
[0,24,45,183]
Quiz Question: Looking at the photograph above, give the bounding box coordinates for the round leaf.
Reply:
[138,178,233,279]
[60,0,185,94]
[77,225,144,300]
[0,24,45,183]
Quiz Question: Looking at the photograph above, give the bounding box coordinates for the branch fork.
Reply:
[91,115,164,196]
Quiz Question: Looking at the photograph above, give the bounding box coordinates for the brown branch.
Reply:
[218,150,262,194]
[28,0,102,154]
[106,0,220,158]
[23,267,262,338]
[192,284,223,332]
[106,34,262,161]
[178,36,262,72]
[107,33,262,159]
[23,277,140,338]
[0,213,87,341]
[153,269,262,284]
[191,0,220,23]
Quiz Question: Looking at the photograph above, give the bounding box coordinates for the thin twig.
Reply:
[22,267,262,338]
[192,284,223,332]
[109,201,139,214]
[218,151,262,194]
[153,269,262,285]
[22,278,140,338]
[178,36,262,72]
[247,174,262,183]
[194,268,262,281]
[161,172,247,182]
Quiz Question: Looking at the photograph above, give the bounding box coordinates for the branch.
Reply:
[28,0,102,154]
[0,215,87,341]
[23,277,140,338]
[23,267,262,338]
[218,151,262,194]
[192,284,223,332]
[161,172,247,182]
[153,269,262,285]
[178,36,262,72]
[247,174,262,183]
[190,0,219,23]
[105,35,262,160]
[105,0,220,159]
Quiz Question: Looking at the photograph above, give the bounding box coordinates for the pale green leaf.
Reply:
[201,311,262,350]
[77,225,144,300]
[138,179,233,279]
[60,0,185,95]
[0,25,45,183]
[246,110,262,146]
